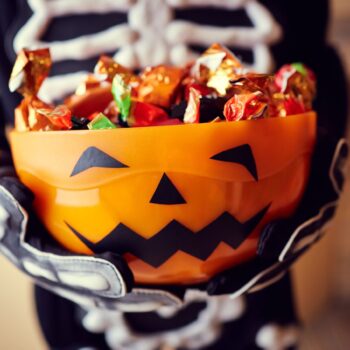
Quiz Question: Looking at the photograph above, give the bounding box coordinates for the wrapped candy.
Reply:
[184,81,215,100]
[184,88,201,124]
[170,96,226,123]
[138,66,185,108]
[112,74,132,122]
[10,45,317,132]
[128,101,169,127]
[224,91,268,121]
[36,105,72,130]
[274,63,316,110]
[65,85,113,118]
[15,98,57,131]
[191,43,244,96]
[87,113,118,130]
[9,48,51,97]
[270,93,306,117]
[94,55,131,82]
[230,74,274,95]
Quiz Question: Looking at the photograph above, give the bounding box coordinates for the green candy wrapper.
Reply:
[87,113,118,130]
[112,74,131,122]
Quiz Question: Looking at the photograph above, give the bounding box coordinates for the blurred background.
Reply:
[0,0,349,349]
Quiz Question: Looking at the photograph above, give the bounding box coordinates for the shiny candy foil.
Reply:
[184,88,201,124]
[10,46,317,132]
[9,48,51,97]
[224,91,268,121]
[192,43,244,96]
[128,101,169,127]
[138,66,185,108]
[94,55,131,82]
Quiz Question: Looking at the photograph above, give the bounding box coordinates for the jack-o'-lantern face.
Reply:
[10,112,316,284]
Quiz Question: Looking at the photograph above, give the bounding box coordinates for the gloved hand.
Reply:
[0,172,136,309]
[0,161,186,311]
[206,134,348,297]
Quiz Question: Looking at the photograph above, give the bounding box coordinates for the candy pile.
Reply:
[9,44,316,131]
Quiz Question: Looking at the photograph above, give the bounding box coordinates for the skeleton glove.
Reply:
[0,160,136,309]
[207,134,348,297]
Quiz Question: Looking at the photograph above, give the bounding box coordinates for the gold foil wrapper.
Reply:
[9,48,51,97]
[94,55,132,82]
[286,73,316,110]
[138,66,185,108]
[28,99,57,131]
[14,97,59,131]
[192,43,244,96]
[231,74,274,94]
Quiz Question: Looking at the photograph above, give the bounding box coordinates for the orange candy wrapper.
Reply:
[138,66,185,108]
[9,48,51,97]
[94,55,132,82]
[9,44,317,131]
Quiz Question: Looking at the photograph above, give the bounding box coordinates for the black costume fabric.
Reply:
[0,0,347,349]
[34,274,298,350]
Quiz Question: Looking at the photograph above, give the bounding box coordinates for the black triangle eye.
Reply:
[70,147,128,177]
[210,144,258,181]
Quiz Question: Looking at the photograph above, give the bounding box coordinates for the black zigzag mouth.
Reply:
[66,204,270,268]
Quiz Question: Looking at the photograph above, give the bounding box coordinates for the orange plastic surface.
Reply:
[9,112,316,284]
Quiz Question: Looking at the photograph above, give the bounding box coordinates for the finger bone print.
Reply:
[14,0,283,102]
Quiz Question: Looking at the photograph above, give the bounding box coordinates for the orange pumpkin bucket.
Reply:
[9,111,316,284]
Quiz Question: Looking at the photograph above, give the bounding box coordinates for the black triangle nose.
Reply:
[150,173,186,205]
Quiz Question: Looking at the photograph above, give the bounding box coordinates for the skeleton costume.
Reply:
[0,0,348,349]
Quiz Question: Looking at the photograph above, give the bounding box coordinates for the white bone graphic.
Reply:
[14,0,283,102]
[82,293,246,350]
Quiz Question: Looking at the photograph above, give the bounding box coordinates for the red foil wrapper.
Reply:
[128,101,169,127]
[184,81,215,100]
[270,93,306,117]
[274,63,316,110]
[224,91,268,121]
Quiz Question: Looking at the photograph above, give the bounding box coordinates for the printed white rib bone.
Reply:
[166,0,249,9]
[82,294,246,350]
[14,0,283,102]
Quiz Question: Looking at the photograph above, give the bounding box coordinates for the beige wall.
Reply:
[0,258,45,349]
[0,0,349,348]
